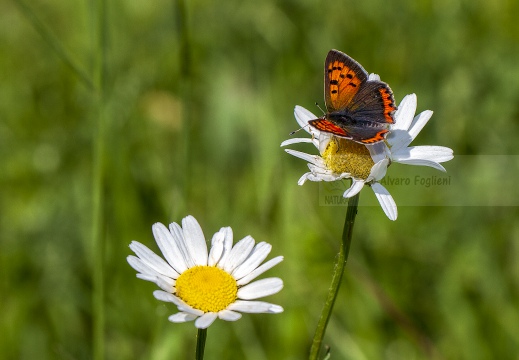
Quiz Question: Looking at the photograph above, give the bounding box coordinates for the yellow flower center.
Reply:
[175,266,238,313]
[322,137,374,180]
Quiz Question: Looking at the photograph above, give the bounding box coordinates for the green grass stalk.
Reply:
[92,0,107,358]
[13,0,94,90]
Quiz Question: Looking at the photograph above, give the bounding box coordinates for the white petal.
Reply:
[285,149,322,166]
[294,105,318,128]
[238,278,284,300]
[208,230,225,266]
[152,223,188,274]
[343,180,364,198]
[392,94,417,132]
[222,236,255,273]
[372,183,398,220]
[218,310,242,321]
[392,145,453,164]
[228,300,283,314]
[306,173,328,182]
[216,227,234,268]
[136,273,174,292]
[393,158,447,172]
[306,161,330,174]
[387,130,414,154]
[232,242,271,280]
[408,110,434,142]
[169,222,195,268]
[293,106,321,145]
[366,142,388,164]
[135,273,160,283]
[367,159,389,182]
[182,216,208,266]
[311,172,350,182]
[368,73,380,81]
[236,256,284,286]
[297,172,311,185]
[195,313,218,329]
[168,312,198,323]
[153,291,205,316]
[129,241,178,278]
[280,137,314,147]
[153,290,182,305]
[177,305,205,317]
[317,133,332,154]
[127,255,158,277]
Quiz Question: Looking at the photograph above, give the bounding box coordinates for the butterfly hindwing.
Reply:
[308,117,389,143]
[325,50,368,113]
[348,81,396,125]
[308,119,349,137]
[341,126,390,144]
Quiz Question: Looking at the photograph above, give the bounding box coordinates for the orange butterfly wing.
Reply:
[308,119,349,137]
[309,49,397,144]
[324,49,369,112]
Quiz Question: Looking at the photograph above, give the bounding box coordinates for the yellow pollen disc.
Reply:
[175,266,238,313]
[322,137,374,180]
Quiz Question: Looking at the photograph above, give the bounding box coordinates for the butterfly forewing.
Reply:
[324,50,368,113]
[309,49,397,144]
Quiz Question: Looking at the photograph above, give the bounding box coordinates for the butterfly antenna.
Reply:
[289,127,304,136]
[315,102,326,115]
[289,124,312,136]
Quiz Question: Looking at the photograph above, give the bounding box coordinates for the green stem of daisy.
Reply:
[309,193,360,360]
[195,328,207,360]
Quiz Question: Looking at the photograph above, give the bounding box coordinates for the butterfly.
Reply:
[308,49,397,144]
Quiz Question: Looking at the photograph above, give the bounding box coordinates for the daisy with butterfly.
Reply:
[282,49,453,220]
[281,49,453,359]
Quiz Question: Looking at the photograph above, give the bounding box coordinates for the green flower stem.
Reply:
[195,328,207,360]
[309,192,360,360]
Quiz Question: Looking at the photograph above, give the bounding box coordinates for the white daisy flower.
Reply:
[127,215,284,329]
[281,92,453,221]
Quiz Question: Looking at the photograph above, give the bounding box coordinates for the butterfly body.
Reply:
[308,50,397,144]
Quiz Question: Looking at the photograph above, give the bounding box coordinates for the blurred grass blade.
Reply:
[92,0,107,358]
[13,0,94,90]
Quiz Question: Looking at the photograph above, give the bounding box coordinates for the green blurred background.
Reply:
[1,0,519,359]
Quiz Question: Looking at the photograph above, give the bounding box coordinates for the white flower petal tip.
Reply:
[343,181,364,198]
[294,105,317,124]
[280,138,313,147]
[267,304,284,313]
[237,278,284,300]
[168,312,198,323]
[182,216,208,266]
[195,313,218,329]
[218,310,242,321]
[128,215,283,328]
[228,300,284,314]
[368,159,389,182]
[372,183,398,221]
